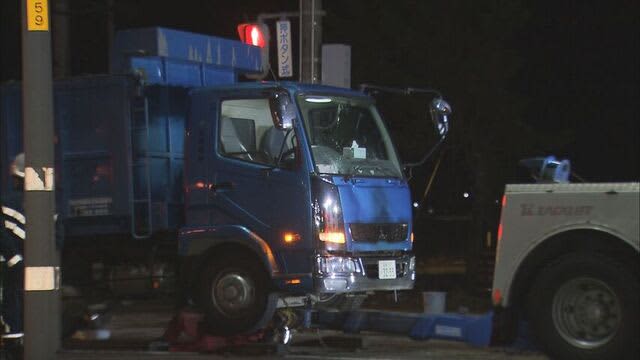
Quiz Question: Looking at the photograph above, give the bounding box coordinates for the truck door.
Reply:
[208,93,311,273]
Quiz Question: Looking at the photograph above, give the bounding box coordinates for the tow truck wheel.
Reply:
[197,251,276,335]
[527,253,639,360]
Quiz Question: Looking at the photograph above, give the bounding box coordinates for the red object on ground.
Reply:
[163,309,265,352]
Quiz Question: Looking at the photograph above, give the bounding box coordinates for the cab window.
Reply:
[219,98,297,168]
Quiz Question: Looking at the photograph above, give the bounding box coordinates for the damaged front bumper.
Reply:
[313,252,415,293]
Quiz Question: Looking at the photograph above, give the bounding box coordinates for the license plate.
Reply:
[378,260,397,279]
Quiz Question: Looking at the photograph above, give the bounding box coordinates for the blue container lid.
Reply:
[111,27,263,84]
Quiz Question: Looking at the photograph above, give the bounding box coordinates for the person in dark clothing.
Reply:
[1,153,25,339]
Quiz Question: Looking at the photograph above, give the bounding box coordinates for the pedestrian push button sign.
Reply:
[276,20,293,78]
[27,0,49,31]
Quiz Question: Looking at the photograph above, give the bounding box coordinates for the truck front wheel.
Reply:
[197,252,276,335]
[527,253,639,360]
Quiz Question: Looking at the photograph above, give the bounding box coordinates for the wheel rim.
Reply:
[211,271,256,318]
[552,277,620,349]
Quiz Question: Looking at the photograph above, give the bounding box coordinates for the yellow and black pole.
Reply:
[21,0,61,358]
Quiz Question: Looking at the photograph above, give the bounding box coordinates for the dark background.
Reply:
[1,0,638,275]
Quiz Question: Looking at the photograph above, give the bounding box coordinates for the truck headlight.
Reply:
[317,256,360,274]
[311,176,346,250]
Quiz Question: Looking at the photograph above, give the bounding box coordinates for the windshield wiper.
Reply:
[353,164,382,175]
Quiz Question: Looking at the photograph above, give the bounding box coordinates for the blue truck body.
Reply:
[3,77,188,237]
[2,28,263,237]
[1,28,417,334]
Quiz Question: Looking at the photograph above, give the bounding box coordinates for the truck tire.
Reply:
[527,253,639,360]
[197,252,276,335]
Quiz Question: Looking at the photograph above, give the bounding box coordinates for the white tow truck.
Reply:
[491,159,639,360]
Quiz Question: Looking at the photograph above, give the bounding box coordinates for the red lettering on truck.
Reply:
[520,204,593,216]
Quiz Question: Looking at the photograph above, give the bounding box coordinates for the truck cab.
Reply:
[179,82,437,334]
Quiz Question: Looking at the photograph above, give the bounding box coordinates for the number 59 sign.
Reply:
[27,0,49,31]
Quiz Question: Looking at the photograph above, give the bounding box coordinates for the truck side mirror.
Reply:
[404,97,452,169]
[269,91,295,130]
[430,98,451,138]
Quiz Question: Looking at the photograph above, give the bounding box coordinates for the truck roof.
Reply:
[190,81,371,99]
[505,182,640,194]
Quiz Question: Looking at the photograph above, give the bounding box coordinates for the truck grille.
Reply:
[349,223,408,243]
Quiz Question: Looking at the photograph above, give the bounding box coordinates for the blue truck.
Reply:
[0,28,450,335]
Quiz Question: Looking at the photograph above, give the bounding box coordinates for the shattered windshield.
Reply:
[297,94,403,178]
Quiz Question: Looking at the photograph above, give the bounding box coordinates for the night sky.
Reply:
[1,0,638,215]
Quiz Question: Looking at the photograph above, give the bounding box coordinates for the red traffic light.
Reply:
[237,23,267,48]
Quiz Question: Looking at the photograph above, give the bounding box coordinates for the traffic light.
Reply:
[237,23,268,48]
[237,22,270,79]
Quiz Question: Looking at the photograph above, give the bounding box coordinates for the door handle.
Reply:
[212,181,234,192]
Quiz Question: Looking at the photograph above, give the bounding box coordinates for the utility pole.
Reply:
[52,0,70,78]
[21,0,61,358]
[300,0,322,83]
[107,0,115,73]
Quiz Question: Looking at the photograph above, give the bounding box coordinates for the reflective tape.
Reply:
[4,220,25,239]
[7,255,23,267]
[25,266,60,291]
[2,206,26,224]
[12,168,25,179]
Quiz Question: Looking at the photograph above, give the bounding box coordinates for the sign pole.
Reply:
[300,0,322,83]
[21,0,61,358]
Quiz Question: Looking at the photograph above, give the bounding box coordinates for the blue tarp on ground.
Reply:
[315,310,493,347]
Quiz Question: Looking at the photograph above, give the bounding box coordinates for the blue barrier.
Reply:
[315,310,494,347]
